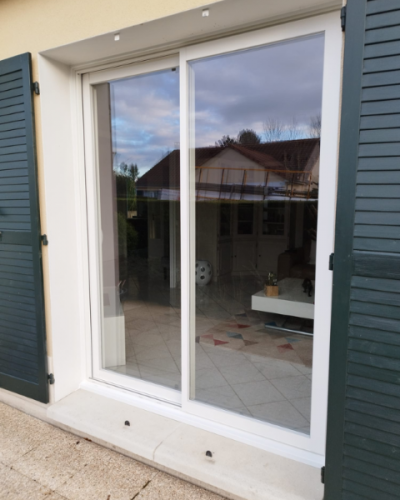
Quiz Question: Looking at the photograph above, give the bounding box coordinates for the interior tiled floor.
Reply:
[109,261,313,434]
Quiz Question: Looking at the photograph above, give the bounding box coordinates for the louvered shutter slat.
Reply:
[325,1,400,498]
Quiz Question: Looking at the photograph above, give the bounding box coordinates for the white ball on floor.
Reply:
[196,260,212,286]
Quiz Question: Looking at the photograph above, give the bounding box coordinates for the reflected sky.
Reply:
[110,34,324,175]
[110,69,180,176]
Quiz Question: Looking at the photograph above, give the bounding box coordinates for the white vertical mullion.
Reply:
[188,60,197,400]
[180,48,191,407]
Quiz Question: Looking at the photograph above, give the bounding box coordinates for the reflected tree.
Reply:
[264,117,309,142]
[215,129,261,147]
[308,115,321,138]
[237,128,262,145]
[215,135,238,147]
[263,118,285,142]
[116,162,140,213]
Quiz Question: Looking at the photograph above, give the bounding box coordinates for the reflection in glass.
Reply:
[95,68,181,391]
[189,35,324,433]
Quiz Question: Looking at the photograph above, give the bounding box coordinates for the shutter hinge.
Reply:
[341,6,346,32]
[48,373,55,385]
[32,81,40,95]
[41,234,49,246]
[321,466,325,484]
[329,253,334,271]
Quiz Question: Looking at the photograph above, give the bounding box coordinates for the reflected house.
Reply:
[136,138,320,282]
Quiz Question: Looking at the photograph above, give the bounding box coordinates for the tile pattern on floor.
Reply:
[0,402,224,500]
[108,265,313,433]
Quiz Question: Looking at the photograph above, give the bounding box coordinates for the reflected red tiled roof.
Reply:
[136,150,181,190]
[240,139,320,173]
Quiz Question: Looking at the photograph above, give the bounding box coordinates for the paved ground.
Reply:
[0,402,225,500]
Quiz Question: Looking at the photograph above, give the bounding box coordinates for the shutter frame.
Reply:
[0,52,48,403]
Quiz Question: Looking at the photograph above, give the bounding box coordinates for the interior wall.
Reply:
[96,84,126,369]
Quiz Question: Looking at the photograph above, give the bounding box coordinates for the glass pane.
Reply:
[237,203,254,235]
[263,201,285,236]
[94,67,181,391]
[190,34,324,433]
[219,203,231,237]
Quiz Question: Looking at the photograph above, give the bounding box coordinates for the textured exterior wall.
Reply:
[0,0,221,72]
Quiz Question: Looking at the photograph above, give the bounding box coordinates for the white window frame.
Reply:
[81,11,342,460]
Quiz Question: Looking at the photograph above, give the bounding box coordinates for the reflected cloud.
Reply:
[191,34,324,146]
[110,69,180,174]
[109,33,324,174]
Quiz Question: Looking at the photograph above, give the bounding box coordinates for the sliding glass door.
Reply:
[85,57,182,400]
[83,13,341,456]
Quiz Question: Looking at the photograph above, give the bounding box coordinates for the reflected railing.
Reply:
[195,167,316,202]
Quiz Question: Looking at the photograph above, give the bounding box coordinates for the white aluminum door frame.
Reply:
[179,12,342,456]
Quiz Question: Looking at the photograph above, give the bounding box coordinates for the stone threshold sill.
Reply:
[0,385,323,500]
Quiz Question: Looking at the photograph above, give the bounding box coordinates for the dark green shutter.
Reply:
[325,1,400,498]
[0,53,48,403]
